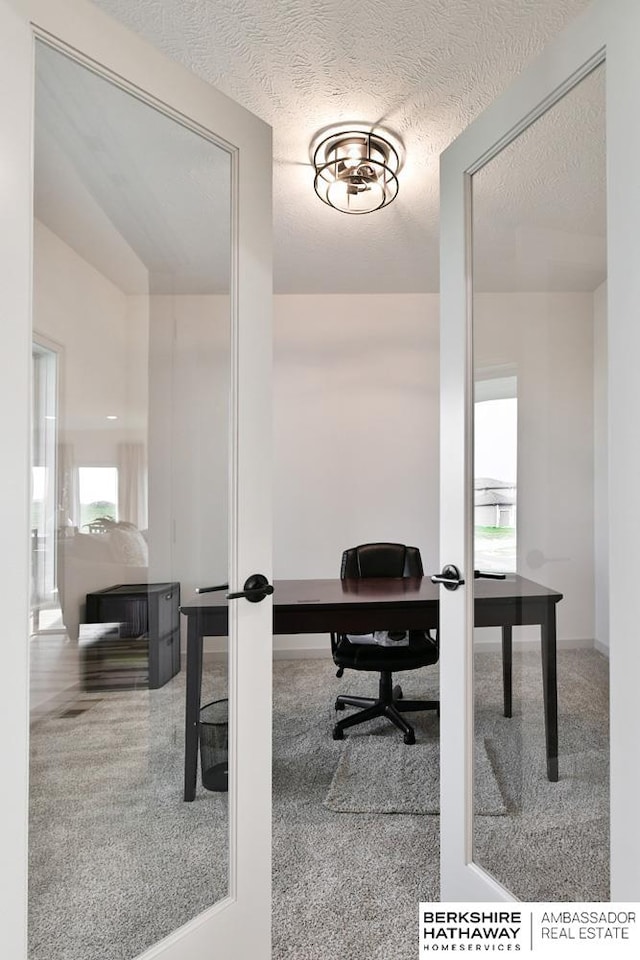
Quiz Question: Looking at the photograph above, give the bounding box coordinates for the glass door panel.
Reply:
[471,64,608,899]
[30,39,231,959]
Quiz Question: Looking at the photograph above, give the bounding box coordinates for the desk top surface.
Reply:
[181,573,562,613]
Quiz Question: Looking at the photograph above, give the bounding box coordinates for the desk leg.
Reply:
[501,625,513,718]
[184,615,203,801]
[541,607,559,782]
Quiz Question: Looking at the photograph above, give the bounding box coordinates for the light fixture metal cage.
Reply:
[312,128,400,215]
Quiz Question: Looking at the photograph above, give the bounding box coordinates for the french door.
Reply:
[0,0,272,957]
[440,0,640,901]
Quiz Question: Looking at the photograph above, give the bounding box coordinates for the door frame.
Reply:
[439,0,640,901]
[0,0,273,956]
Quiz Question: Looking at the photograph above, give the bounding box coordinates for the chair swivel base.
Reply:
[332,675,439,746]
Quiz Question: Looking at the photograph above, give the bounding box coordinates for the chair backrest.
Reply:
[340,542,424,579]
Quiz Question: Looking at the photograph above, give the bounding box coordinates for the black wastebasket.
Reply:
[199,698,228,792]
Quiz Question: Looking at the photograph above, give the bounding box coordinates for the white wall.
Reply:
[274,294,441,575]
[146,294,230,596]
[274,291,598,654]
[475,292,596,647]
[33,221,147,462]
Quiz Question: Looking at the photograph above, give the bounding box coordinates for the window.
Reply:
[78,466,119,530]
[474,377,517,573]
[31,342,58,614]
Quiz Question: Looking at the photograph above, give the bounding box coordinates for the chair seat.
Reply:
[333,631,438,672]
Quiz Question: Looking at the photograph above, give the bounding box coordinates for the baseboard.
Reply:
[473,635,597,654]
[194,633,333,663]
[197,637,602,663]
[273,646,331,660]
[198,645,333,664]
[200,650,227,664]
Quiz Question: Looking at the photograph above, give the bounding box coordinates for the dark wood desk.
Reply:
[180,574,562,800]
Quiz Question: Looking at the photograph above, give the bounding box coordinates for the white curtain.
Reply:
[56,442,79,529]
[117,442,148,529]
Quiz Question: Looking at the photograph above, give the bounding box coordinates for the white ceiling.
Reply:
[68,0,602,295]
[35,42,232,295]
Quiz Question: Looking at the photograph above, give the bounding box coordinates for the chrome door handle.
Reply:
[430,565,507,591]
[431,564,464,590]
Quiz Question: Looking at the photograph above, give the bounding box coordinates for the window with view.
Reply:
[78,466,119,530]
[474,378,517,573]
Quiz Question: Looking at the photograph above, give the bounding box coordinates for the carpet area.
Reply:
[323,736,506,815]
[272,648,609,958]
[471,647,610,902]
[28,648,609,960]
[28,678,228,960]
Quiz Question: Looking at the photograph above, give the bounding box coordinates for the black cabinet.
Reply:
[82,582,180,690]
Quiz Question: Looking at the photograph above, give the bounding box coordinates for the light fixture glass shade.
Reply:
[312,128,400,214]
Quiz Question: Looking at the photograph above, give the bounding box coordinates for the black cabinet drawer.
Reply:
[84,582,180,690]
[151,585,179,640]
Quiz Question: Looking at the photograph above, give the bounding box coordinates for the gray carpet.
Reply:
[472,647,610,902]
[324,736,506,815]
[270,659,441,960]
[272,649,609,959]
[28,648,609,960]
[28,677,228,960]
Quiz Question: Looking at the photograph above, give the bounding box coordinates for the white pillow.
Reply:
[108,527,149,566]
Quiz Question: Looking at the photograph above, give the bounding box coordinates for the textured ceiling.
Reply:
[83,0,599,294]
[473,63,606,292]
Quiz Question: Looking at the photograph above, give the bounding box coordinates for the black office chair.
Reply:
[331,542,439,745]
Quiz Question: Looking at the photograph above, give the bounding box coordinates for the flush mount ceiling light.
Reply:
[311,126,401,214]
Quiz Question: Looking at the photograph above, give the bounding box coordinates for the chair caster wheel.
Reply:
[332,726,345,740]
[403,732,416,745]
[335,700,345,711]
[393,684,403,700]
